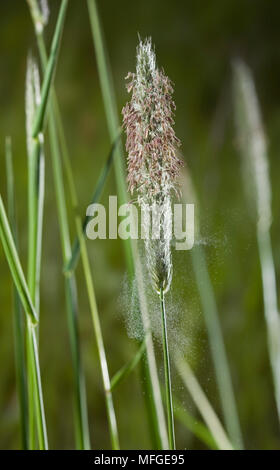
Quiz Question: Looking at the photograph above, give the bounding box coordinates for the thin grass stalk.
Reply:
[27,323,48,449]
[0,196,37,325]
[26,52,45,450]
[27,1,91,449]
[5,137,29,449]
[110,339,146,391]
[191,246,243,448]
[64,132,121,275]
[26,0,68,444]
[160,289,175,449]
[35,26,120,450]
[87,0,168,448]
[175,355,234,450]
[0,196,48,449]
[31,0,69,138]
[46,115,91,450]
[233,60,280,424]
[26,140,44,450]
[75,218,120,449]
[181,169,243,448]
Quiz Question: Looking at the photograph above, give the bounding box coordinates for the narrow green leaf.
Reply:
[175,355,234,450]
[29,18,91,448]
[0,195,37,325]
[5,137,29,450]
[110,339,146,391]
[31,0,68,138]
[65,131,121,275]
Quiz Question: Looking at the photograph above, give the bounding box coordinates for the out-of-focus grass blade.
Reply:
[172,395,218,450]
[31,0,68,138]
[175,355,234,450]
[110,339,146,391]
[180,168,243,449]
[233,60,280,424]
[65,131,121,275]
[5,137,29,450]
[0,195,37,325]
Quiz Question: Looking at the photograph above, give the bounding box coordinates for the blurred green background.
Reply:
[1,0,280,450]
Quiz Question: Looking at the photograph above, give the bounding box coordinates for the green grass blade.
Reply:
[75,216,120,449]
[191,245,244,449]
[110,339,147,391]
[0,196,48,449]
[31,0,69,138]
[175,355,234,450]
[171,394,218,449]
[87,0,133,275]
[87,0,168,449]
[181,169,243,449]
[5,137,29,450]
[0,196,37,325]
[65,131,121,275]
[233,60,280,425]
[27,2,91,449]
[47,109,91,450]
[26,324,48,449]
[25,54,46,449]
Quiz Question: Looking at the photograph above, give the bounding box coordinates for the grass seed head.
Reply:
[123,37,183,293]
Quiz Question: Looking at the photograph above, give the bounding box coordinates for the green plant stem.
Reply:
[87,0,168,449]
[191,244,244,449]
[160,289,175,450]
[35,28,119,450]
[28,8,91,448]
[31,0,69,138]
[5,137,29,449]
[76,218,120,449]
[47,112,91,450]
[0,196,47,449]
[27,323,48,449]
[64,132,121,275]
[87,0,132,273]
[0,196,37,325]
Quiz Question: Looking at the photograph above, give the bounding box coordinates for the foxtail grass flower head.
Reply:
[122,38,183,293]
[122,37,183,204]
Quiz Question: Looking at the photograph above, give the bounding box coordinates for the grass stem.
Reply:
[5,137,29,449]
[160,289,175,450]
[27,2,91,448]
[87,0,168,448]
[0,195,48,449]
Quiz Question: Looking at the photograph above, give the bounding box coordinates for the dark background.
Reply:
[1,0,280,449]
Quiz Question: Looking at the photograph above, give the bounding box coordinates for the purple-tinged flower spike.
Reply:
[122,37,183,204]
[122,38,183,294]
